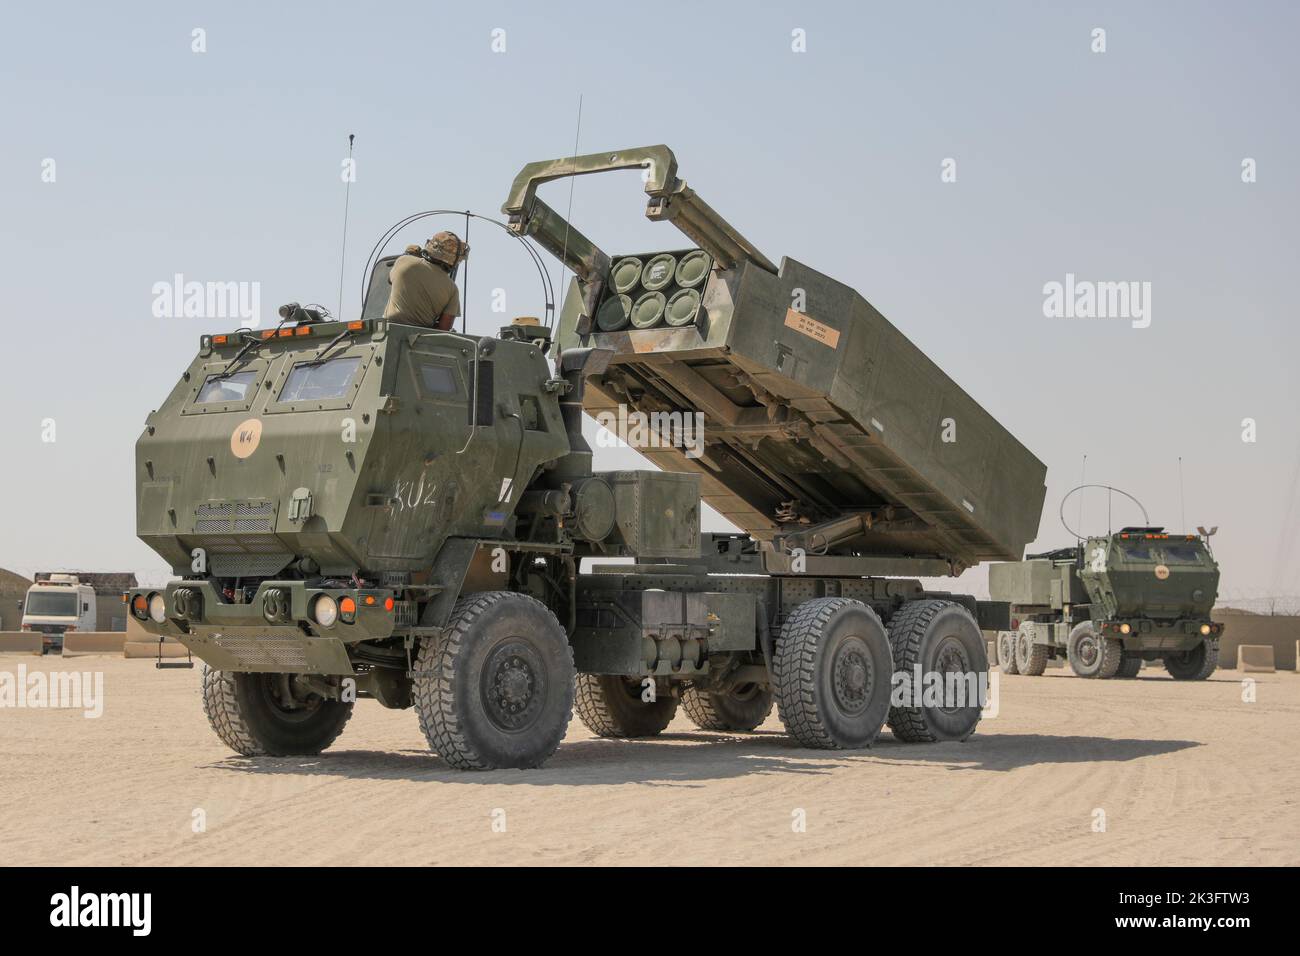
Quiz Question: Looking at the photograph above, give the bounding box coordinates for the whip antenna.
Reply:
[337,133,356,319]
[461,210,470,333]
[556,95,584,320]
[1076,454,1087,542]
[1178,456,1187,530]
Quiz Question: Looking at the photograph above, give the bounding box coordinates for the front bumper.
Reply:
[126,580,399,674]
[1099,618,1222,651]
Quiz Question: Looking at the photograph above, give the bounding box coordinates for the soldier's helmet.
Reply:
[424,231,469,269]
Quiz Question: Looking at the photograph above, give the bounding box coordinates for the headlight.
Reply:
[1119,623,1131,635]
[1200,623,1211,635]
[148,593,167,624]
[312,594,339,627]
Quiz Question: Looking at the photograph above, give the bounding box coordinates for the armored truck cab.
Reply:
[130,146,1046,769]
[988,528,1222,680]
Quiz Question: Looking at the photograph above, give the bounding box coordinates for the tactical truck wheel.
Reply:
[201,665,353,757]
[681,682,774,732]
[1116,653,1143,679]
[1164,639,1219,681]
[574,673,678,737]
[1015,628,1049,677]
[886,599,987,742]
[1066,622,1122,679]
[996,631,1019,674]
[412,591,574,770]
[773,597,893,750]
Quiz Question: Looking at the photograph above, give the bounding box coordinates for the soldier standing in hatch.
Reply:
[383,231,468,330]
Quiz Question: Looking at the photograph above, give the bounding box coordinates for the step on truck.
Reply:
[989,526,1222,680]
[128,145,1046,769]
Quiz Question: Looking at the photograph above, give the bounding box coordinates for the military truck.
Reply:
[127,145,1046,769]
[989,528,1221,680]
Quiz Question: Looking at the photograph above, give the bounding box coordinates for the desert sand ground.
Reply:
[1,653,1296,866]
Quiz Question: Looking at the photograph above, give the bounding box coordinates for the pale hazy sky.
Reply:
[1,1,1296,601]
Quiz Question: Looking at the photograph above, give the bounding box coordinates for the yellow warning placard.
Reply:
[784,309,840,348]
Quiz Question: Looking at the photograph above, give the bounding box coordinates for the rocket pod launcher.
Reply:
[509,146,1047,573]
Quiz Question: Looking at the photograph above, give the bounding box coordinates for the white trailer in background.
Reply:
[20,574,96,652]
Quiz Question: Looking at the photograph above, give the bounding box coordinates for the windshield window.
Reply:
[26,591,77,617]
[1120,544,1152,561]
[279,357,361,402]
[1162,545,1204,563]
[196,370,258,404]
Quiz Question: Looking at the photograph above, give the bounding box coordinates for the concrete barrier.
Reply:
[125,616,152,638]
[1236,644,1276,673]
[61,632,129,656]
[1213,609,1298,670]
[0,631,44,655]
[123,639,189,660]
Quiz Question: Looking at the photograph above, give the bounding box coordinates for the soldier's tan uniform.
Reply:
[383,255,461,329]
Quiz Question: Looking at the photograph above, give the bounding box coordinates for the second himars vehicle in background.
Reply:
[990,525,1222,680]
[127,145,1046,769]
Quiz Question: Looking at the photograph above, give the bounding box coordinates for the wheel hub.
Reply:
[482,642,546,732]
[832,637,873,716]
[934,636,972,715]
[1079,638,1098,666]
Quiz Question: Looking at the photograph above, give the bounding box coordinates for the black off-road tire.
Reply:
[1164,639,1219,681]
[1015,628,1049,677]
[1116,653,1143,679]
[575,673,678,737]
[412,591,575,770]
[886,599,987,742]
[681,682,774,732]
[201,665,353,757]
[1067,622,1123,679]
[996,631,1019,674]
[773,597,893,750]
